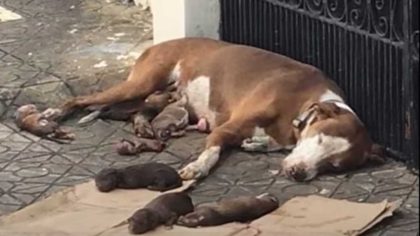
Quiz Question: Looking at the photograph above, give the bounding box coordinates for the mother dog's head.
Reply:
[282,101,386,182]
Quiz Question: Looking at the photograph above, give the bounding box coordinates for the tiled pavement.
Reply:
[0,1,418,235]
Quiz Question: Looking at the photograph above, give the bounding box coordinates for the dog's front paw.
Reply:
[115,139,137,155]
[178,162,208,180]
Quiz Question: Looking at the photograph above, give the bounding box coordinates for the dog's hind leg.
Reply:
[44,65,172,120]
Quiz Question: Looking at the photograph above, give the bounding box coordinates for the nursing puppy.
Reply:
[177,193,279,227]
[151,94,209,141]
[94,163,182,192]
[133,88,179,138]
[15,104,74,141]
[151,95,190,141]
[128,192,194,234]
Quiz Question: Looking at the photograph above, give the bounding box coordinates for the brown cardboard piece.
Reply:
[0,181,401,236]
[249,195,401,236]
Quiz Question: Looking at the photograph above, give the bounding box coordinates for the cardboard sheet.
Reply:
[0,181,401,236]
[250,195,401,236]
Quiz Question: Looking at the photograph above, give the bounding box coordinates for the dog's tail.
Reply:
[77,110,101,125]
[367,143,411,165]
[180,180,199,193]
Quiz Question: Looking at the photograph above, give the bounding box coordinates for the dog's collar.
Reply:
[292,104,317,129]
[292,99,346,129]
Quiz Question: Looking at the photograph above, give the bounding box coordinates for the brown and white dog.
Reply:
[43,38,385,182]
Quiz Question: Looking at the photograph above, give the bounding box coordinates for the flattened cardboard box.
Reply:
[0,180,400,236]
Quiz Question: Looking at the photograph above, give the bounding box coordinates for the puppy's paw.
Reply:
[177,214,201,228]
[178,163,207,180]
[115,139,137,155]
[133,118,154,138]
[42,108,63,120]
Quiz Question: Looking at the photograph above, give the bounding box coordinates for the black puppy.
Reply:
[177,193,279,227]
[94,163,182,192]
[128,192,194,234]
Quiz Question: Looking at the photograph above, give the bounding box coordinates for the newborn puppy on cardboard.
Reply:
[94,162,182,192]
[177,193,279,227]
[128,191,194,234]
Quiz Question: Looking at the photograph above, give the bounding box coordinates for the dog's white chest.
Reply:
[184,76,216,128]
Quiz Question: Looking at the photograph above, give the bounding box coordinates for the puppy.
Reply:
[15,104,74,141]
[115,138,165,155]
[94,162,182,192]
[132,89,178,138]
[128,192,194,234]
[152,94,208,141]
[177,193,279,227]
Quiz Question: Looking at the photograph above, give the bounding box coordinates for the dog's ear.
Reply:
[314,102,340,118]
[365,143,387,164]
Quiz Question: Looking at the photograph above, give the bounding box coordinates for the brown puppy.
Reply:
[115,138,165,155]
[128,192,194,234]
[15,104,74,141]
[94,162,182,192]
[177,193,279,227]
[132,89,178,138]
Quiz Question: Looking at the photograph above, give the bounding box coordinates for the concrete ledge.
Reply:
[151,0,220,44]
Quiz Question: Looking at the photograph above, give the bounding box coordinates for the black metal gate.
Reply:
[220,0,419,169]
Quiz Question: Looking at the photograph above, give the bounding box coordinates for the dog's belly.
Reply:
[184,76,216,129]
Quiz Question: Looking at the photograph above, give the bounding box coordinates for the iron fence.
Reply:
[220,0,419,169]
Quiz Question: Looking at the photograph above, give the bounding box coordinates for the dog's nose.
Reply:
[291,169,307,182]
[285,165,308,182]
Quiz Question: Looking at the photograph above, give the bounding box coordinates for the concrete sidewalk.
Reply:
[0,1,418,235]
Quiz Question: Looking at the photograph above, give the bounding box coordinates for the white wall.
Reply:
[151,0,220,44]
